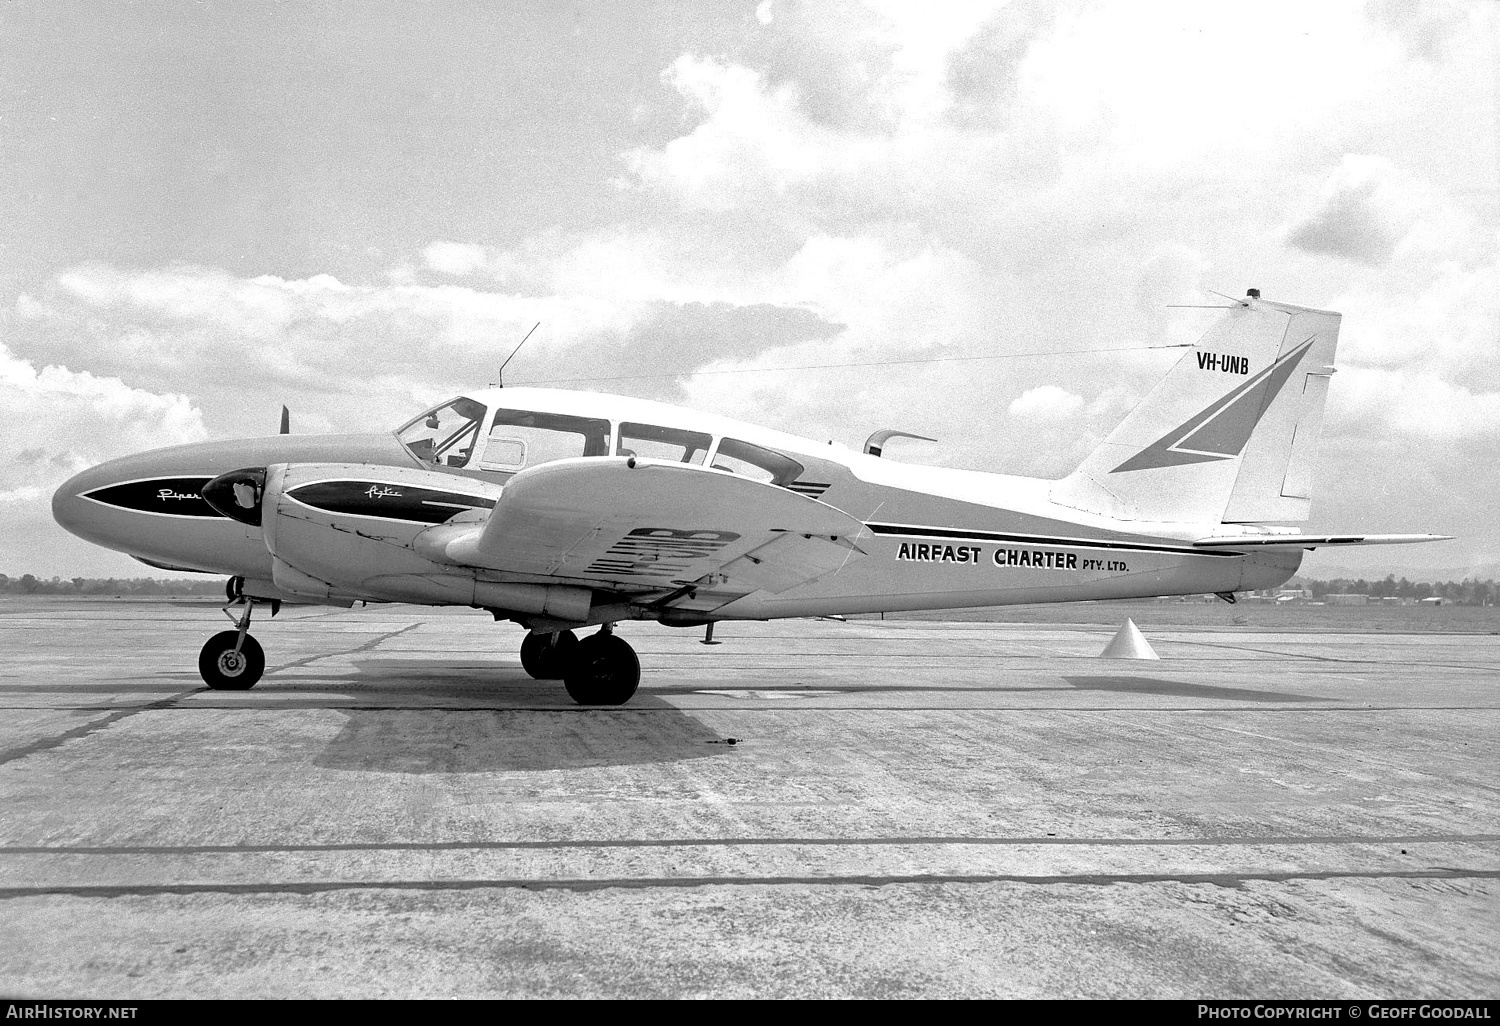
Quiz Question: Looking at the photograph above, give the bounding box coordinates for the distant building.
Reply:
[1419,596,1444,606]
[1324,593,1368,606]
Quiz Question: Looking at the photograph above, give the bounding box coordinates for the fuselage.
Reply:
[52,387,1300,620]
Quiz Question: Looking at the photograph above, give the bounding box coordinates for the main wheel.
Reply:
[198,630,265,690]
[563,633,640,706]
[519,629,578,680]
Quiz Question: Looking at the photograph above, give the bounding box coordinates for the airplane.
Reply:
[51,290,1449,704]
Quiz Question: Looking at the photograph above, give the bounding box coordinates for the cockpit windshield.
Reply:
[396,397,487,468]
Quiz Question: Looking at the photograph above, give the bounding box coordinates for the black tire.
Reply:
[563,633,640,706]
[198,630,265,690]
[519,629,578,680]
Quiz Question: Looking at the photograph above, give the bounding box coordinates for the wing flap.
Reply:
[1193,533,1452,550]
[721,532,860,594]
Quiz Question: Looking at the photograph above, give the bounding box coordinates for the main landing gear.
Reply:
[199,595,265,690]
[520,626,640,706]
[519,628,579,680]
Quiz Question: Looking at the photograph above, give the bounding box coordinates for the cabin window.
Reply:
[711,438,804,487]
[396,397,487,468]
[616,422,711,465]
[481,410,611,472]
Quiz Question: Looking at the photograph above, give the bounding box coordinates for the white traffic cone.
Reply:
[1099,618,1160,659]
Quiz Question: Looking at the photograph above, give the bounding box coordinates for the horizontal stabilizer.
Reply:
[1192,533,1453,550]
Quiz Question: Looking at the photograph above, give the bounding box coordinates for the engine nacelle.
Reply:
[205,462,592,620]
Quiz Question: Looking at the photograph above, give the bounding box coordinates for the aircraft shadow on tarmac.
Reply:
[1061,675,1320,703]
[305,657,727,774]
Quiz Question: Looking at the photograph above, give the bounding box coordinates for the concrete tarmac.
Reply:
[0,598,1496,999]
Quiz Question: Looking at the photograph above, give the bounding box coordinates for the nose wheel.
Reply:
[199,631,265,690]
[199,596,265,690]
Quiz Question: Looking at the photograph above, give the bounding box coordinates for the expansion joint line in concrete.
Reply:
[0,691,196,767]
[0,833,1496,855]
[265,622,423,673]
[1167,636,1500,673]
[1,867,1498,900]
[0,625,423,767]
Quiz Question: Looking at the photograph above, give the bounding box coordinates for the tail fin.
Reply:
[1051,293,1339,524]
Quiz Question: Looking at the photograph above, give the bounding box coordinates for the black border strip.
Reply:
[865,522,1243,557]
[80,476,225,519]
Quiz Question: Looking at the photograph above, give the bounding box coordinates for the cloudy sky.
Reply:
[2,0,1496,581]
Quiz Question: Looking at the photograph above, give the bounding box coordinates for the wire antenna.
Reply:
[1206,289,1250,306]
[510,340,1193,387]
[496,322,540,388]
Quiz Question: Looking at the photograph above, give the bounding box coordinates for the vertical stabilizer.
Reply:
[1050,294,1339,523]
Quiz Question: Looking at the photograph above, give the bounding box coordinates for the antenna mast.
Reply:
[497,322,540,388]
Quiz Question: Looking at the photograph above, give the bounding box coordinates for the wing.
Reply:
[416,457,868,613]
[1192,533,1453,550]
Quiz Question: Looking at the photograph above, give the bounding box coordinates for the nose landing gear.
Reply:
[199,595,265,690]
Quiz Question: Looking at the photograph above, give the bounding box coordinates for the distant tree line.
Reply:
[1293,574,1494,606]
[0,574,224,596]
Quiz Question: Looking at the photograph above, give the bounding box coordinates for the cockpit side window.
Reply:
[616,422,711,465]
[396,397,487,468]
[711,438,804,487]
[481,410,611,472]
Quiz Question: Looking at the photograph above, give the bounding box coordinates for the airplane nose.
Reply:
[52,462,115,541]
[51,451,221,547]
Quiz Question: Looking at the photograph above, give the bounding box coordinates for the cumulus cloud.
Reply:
[0,341,208,499]
[0,346,209,572]
[946,0,1054,129]
[1331,366,1500,440]
[1334,262,1500,384]
[1364,0,1474,62]
[23,262,645,395]
[618,0,1048,223]
[6,254,859,434]
[748,0,903,132]
[1286,155,1417,265]
[422,242,493,277]
[626,1,1398,224]
[1008,384,1084,420]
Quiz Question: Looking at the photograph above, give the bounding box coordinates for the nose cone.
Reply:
[52,460,122,546]
[50,448,224,555]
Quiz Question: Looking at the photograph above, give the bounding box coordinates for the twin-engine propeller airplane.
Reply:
[53,291,1448,705]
